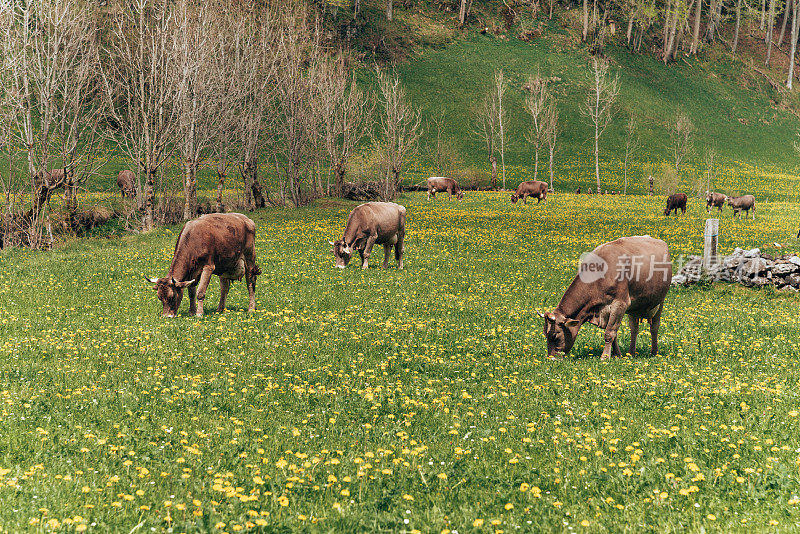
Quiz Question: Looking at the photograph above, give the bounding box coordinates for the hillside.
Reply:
[375,11,800,199]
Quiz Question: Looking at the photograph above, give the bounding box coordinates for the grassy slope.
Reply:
[2,194,800,532]
[396,19,800,198]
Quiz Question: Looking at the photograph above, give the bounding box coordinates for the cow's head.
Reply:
[329,240,353,269]
[724,195,732,205]
[456,190,464,201]
[538,311,580,358]
[146,276,195,317]
[510,193,519,204]
[663,205,671,216]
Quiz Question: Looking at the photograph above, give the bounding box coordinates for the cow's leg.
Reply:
[523,194,528,205]
[361,234,378,270]
[628,316,639,357]
[601,303,627,361]
[427,189,433,200]
[217,278,231,313]
[187,285,197,315]
[647,304,663,357]
[382,244,392,269]
[194,266,214,317]
[395,233,404,270]
[244,262,258,313]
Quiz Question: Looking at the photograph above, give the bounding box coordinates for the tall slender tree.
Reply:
[583,58,619,193]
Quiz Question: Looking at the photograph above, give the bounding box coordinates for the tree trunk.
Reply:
[594,123,601,192]
[216,170,226,213]
[534,151,539,180]
[663,0,673,57]
[788,0,799,88]
[627,15,635,46]
[386,0,393,21]
[761,0,766,29]
[690,0,703,54]
[583,0,589,41]
[548,146,554,189]
[334,162,346,197]
[183,160,197,221]
[250,159,265,209]
[143,167,155,232]
[459,0,467,24]
[733,0,742,53]
[490,155,498,190]
[766,0,777,65]
[779,0,791,46]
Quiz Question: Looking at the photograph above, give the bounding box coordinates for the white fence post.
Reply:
[703,218,719,270]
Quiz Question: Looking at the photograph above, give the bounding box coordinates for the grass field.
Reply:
[3,192,800,532]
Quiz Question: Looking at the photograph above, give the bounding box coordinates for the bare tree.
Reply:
[544,102,559,190]
[472,96,499,189]
[583,58,620,193]
[766,0,777,65]
[733,0,743,54]
[235,8,276,211]
[494,69,507,189]
[376,69,422,200]
[273,6,324,206]
[173,0,220,221]
[702,146,716,195]
[623,115,640,195]
[317,56,372,197]
[789,0,800,88]
[2,0,104,245]
[670,111,694,177]
[103,0,180,232]
[524,71,550,181]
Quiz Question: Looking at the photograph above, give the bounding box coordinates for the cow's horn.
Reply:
[145,276,159,283]
[536,311,546,318]
[329,240,335,245]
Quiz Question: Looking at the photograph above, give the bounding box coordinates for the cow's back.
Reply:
[427,177,455,190]
[349,202,405,233]
[593,236,671,316]
[174,213,254,267]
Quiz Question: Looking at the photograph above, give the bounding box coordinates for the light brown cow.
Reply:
[426,177,463,201]
[539,236,671,360]
[511,180,547,204]
[330,202,405,270]
[146,213,260,317]
[705,191,726,213]
[726,194,756,219]
[117,170,136,198]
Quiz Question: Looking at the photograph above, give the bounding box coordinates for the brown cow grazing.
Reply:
[146,213,260,318]
[538,236,671,360]
[705,191,726,213]
[663,193,687,216]
[330,202,405,270]
[511,180,548,204]
[726,194,756,219]
[426,177,463,201]
[117,170,136,198]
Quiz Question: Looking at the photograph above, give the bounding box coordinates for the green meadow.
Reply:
[2,192,800,532]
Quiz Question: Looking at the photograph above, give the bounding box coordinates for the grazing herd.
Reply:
[148,176,759,361]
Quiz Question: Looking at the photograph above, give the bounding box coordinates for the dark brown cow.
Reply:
[726,194,756,219]
[538,236,671,360]
[34,168,73,188]
[146,213,260,317]
[117,170,136,198]
[426,177,463,201]
[511,180,548,204]
[330,202,405,270]
[663,193,687,216]
[706,191,726,213]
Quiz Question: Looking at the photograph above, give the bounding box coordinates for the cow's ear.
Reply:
[145,276,159,284]
[564,319,580,328]
[174,279,195,288]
